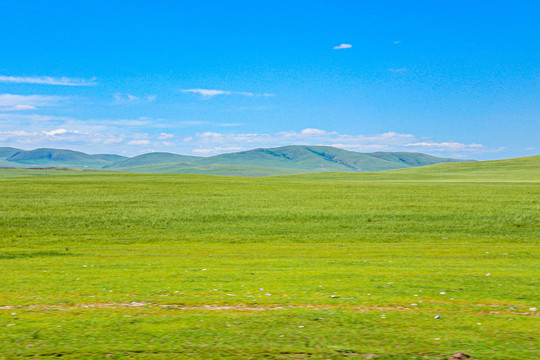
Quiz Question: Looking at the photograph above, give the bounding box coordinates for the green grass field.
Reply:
[0,157,539,359]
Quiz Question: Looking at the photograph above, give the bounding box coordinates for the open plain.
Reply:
[0,157,539,359]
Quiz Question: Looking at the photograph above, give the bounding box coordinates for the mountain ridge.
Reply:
[0,145,473,175]
[1,148,127,169]
[104,152,202,169]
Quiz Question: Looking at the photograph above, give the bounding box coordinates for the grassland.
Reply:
[0,157,538,359]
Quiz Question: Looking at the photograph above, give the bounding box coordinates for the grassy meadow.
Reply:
[0,158,539,359]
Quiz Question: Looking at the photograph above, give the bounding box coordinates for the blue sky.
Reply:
[0,1,538,159]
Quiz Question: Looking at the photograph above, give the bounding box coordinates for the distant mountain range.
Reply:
[0,146,472,175]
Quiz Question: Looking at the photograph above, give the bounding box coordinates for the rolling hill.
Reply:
[0,145,472,174]
[0,148,127,169]
[368,151,465,167]
[383,154,540,181]
[105,152,201,169]
[194,145,397,172]
[0,147,21,159]
[1,153,538,180]
[113,146,471,174]
[290,155,540,182]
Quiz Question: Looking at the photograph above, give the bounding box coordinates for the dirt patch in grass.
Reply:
[12,302,413,312]
[449,351,472,359]
[5,302,537,317]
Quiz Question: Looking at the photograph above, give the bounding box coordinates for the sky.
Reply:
[0,1,538,159]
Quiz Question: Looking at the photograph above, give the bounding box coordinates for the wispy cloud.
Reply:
[158,133,174,140]
[216,123,242,127]
[404,142,486,151]
[176,121,207,126]
[0,111,499,158]
[333,44,352,50]
[193,146,245,154]
[0,94,67,111]
[43,128,75,136]
[182,89,231,96]
[389,68,407,73]
[0,128,119,146]
[0,113,73,122]
[0,113,165,153]
[181,89,275,97]
[190,128,493,156]
[0,75,97,86]
[112,93,157,105]
[1,104,37,111]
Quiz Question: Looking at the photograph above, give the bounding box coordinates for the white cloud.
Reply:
[176,121,207,126]
[188,128,491,156]
[182,89,231,96]
[112,93,157,105]
[0,94,66,111]
[0,75,97,86]
[300,128,335,136]
[199,132,224,139]
[1,104,37,111]
[181,89,275,97]
[102,137,124,144]
[0,113,73,122]
[216,123,243,127]
[0,130,35,137]
[193,146,245,154]
[0,112,497,159]
[158,133,174,140]
[0,127,107,146]
[0,112,154,151]
[44,128,72,136]
[330,144,389,151]
[333,44,352,49]
[389,68,407,73]
[405,142,485,151]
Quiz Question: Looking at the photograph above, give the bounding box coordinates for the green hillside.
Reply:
[0,159,15,167]
[112,162,307,176]
[90,153,126,163]
[291,155,540,182]
[0,168,118,178]
[181,145,469,174]
[4,154,537,181]
[140,153,536,179]
[2,146,536,179]
[194,145,395,171]
[369,151,469,167]
[0,147,22,159]
[101,145,473,175]
[384,154,540,181]
[4,148,126,169]
[105,152,201,169]
[0,145,473,174]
